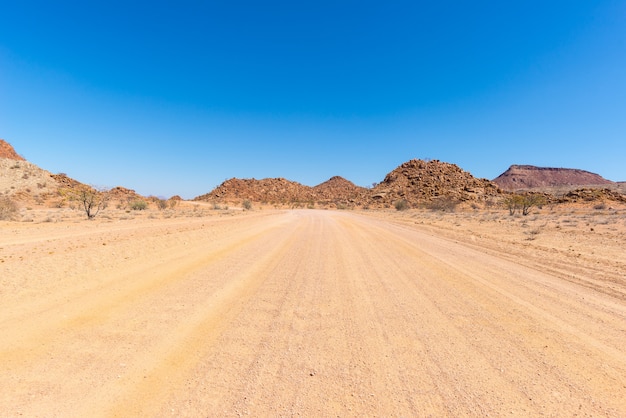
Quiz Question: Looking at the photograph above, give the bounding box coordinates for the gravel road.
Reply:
[1,210,625,416]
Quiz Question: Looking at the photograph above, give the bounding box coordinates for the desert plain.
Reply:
[1,201,626,417]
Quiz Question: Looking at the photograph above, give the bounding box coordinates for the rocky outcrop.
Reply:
[493,165,613,190]
[108,186,143,202]
[370,159,500,207]
[556,188,626,204]
[0,139,25,161]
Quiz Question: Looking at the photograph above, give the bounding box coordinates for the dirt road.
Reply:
[1,210,625,416]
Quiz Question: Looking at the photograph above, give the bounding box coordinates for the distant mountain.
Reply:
[493,165,614,190]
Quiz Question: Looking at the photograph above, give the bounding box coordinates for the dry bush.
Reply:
[168,198,179,209]
[394,199,409,211]
[156,199,168,210]
[0,196,19,220]
[426,196,459,212]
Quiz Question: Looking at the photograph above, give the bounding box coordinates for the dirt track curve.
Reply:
[1,210,625,416]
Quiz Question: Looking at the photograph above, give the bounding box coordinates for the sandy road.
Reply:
[1,210,625,416]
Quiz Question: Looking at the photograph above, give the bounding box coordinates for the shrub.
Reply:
[394,199,409,211]
[156,199,168,210]
[0,196,18,220]
[242,199,252,210]
[130,200,148,210]
[426,196,458,212]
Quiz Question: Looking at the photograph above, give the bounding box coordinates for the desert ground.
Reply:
[1,203,626,417]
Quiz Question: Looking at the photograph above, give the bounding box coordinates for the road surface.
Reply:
[1,210,625,416]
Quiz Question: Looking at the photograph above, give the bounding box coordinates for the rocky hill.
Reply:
[0,139,25,161]
[194,178,317,204]
[370,159,500,207]
[312,176,368,203]
[493,165,613,190]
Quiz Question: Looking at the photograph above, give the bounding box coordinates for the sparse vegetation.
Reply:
[394,199,409,211]
[242,199,252,210]
[130,199,148,210]
[0,196,19,220]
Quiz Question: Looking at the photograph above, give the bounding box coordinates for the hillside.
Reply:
[493,165,613,190]
[1,140,146,207]
[0,157,59,201]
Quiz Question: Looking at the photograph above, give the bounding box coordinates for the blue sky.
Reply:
[1,1,625,198]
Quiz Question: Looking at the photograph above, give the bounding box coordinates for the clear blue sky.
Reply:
[1,1,625,198]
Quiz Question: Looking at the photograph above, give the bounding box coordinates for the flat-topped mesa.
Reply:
[493,165,614,190]
[0,139,26,161]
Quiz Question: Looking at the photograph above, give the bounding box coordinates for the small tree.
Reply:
[503,193,546,216]
[520,194,546,216]
[503,194,521,216]
[67,186,110,219]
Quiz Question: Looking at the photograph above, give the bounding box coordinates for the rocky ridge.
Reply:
[196,160,502,208]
